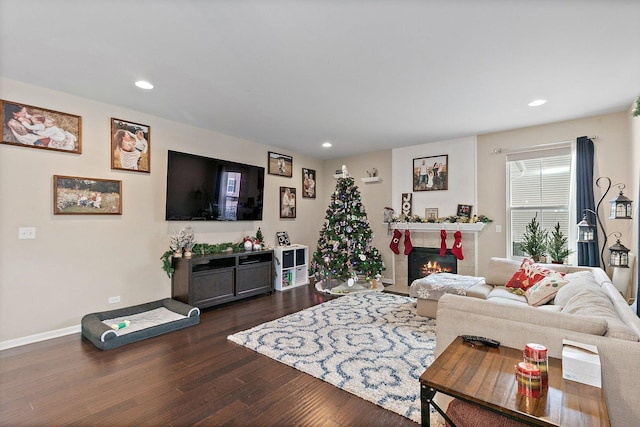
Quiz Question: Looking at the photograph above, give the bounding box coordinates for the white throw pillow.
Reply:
[554,271,601,307]
[562,288,639,341]
[525,275,568,306]
[485,257,521,285]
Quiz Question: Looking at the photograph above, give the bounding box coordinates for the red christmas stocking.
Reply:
[389,228,402,254]
[439,229,447,257]
[403,229,413,255]
[451,230,464,260]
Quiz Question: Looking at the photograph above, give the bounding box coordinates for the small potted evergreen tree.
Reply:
[546,222,573,264]
[520,214,547,262]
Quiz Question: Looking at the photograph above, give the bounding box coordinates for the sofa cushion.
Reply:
[505,258,563,291]
[466,283,493,299]
[553,271,601,307]
[536,304,562,313]
[438,294,608,336]
[485,257,521,285]
[525,275,568,306]
[488,286,528,303]
[562,289,639,341]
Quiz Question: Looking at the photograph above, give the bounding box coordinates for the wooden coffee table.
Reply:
[419,336,610,426]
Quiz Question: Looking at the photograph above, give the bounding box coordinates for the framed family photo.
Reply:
[1,99,81,154]
[302,168,316,198]
[457,204,473,218]
[268,151,293,177]
[413,154,448,191]
[276,231,290,246]
[280,186,296,218]
[54,175,122,215]
[111,118,150,173]
[425,208,439,221]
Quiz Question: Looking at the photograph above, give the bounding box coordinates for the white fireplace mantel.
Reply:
[387,222,486,232]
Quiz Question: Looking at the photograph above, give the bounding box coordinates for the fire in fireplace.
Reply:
[408,247,457,285]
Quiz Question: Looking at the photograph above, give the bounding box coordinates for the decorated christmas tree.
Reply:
[310,174,384,286]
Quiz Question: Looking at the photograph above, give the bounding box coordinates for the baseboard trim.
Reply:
[0,325,80,351]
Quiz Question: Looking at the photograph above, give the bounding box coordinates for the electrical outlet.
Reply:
[108,296,121,304]
[18,227,36,239]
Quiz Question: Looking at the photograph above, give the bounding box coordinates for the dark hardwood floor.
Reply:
[0,285,417,426]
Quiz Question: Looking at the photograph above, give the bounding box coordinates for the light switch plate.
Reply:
[18,227,36,239]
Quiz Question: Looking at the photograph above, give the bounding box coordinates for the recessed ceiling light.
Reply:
[528,99,547,107]
[322,141,332,148]
[135,80,154,90]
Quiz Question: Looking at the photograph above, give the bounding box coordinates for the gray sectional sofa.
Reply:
[431,257,640,427]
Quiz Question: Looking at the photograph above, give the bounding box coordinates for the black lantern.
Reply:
[609,187,633,219]
[608,233,630,268]
[577,210,597,242]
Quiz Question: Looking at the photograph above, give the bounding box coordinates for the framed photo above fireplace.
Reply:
[413,154,448,191]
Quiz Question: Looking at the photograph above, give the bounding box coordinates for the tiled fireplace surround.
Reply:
[393,228,479,286]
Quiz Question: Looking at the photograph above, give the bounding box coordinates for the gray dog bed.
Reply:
[81,298,200,350]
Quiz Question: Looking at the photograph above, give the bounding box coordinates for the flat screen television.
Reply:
[165,150,264,221]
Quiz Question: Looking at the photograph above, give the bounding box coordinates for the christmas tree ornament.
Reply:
[452,230,464,260]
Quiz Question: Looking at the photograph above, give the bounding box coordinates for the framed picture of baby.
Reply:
[1,99,81,154]
[53,175,122,215]
[413,154,448,191]
[302,168,316,199]
[111,118,150,173]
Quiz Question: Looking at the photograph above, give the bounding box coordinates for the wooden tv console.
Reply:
[171,249,274,309]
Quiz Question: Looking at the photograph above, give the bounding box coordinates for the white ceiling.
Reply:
[1,0,639,159]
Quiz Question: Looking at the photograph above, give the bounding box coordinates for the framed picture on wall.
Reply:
[111,118,150,173]
[280,186,296,218]
[53,175,122,215]
[413,154,448,191]
[1,99,81,153]
[302,168,316,198]
[268,152,293,177]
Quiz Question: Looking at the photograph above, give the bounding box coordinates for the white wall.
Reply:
[392,136,477,219]
[0,78,325,346]
[476,112,633,279]
[628,103,639,304]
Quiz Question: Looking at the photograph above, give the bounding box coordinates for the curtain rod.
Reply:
[491,136,598,155]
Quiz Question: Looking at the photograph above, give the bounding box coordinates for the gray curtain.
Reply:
[576,136,600,267]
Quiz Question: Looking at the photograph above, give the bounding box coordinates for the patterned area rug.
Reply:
[227,292,436,423]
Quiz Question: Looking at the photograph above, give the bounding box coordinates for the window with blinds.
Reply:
[507,148,573,259]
